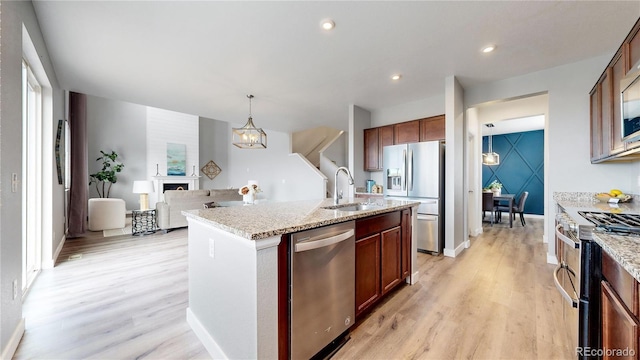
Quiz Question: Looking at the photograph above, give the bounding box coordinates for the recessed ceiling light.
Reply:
[482,45,496,53]
[391,74,402,81]
[321,19,335,31]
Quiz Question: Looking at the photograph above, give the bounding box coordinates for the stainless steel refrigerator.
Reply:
[383,141,444,254]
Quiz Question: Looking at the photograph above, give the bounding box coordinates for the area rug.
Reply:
[103,227,132,237]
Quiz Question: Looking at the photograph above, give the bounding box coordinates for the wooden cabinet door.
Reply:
[381,226,402,295]
[590,84,603,162]
[601,281,638,360]
[394,120,420,144]
[364,128,380,171]
[401,208,411,279]
[600,69,613,158]
[420,115,445,142]
[627,20,640,75]
[379,125,394,170]
[611,50,626,155]
[355,234,381,316]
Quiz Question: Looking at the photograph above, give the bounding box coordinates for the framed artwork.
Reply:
[55,119,65,185]
[167,143,186,176]
[201,160,222,180]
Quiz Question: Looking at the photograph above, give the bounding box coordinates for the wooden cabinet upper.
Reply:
[628,19,640,75]
[364,125,393,171]
[364,115,444,171]
[611,50,626,155]
[590,18,640,163]
[394,120,420,144]
[590,84,603,162]
[364,128,380,171]
[420,115,445,142]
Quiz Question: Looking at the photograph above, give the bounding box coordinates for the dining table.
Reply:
[493,193,515,228]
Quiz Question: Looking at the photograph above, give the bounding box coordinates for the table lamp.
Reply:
[133,180,155,210]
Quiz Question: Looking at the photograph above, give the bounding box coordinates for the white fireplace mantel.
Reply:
[152,176,200,204]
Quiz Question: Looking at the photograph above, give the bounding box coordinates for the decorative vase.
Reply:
[492,188,501,196]
[243,193,255,205]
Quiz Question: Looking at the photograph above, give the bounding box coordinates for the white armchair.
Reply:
[88,198,126,231]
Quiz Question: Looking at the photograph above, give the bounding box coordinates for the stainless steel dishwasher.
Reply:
[290,220,355,360]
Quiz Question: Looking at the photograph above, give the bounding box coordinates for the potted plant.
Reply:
[486,180,503,196]
[89,150,124,198]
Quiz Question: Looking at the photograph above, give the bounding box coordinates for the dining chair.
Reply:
[482,192,496,226]
[496,191,529,226]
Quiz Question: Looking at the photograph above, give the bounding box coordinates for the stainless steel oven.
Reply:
[554,207,603,359]
[554,215,581,350]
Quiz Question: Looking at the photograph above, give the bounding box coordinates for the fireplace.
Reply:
[163,183,189,192]
[152,175,200,203]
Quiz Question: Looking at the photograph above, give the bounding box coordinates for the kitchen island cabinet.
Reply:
[600,249,639,360]
[182,198,418,360]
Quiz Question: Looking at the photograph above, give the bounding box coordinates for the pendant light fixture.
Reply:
[482,123,500,165]
[232,94,267,149]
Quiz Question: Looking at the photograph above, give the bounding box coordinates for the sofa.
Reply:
[156,189,242,231]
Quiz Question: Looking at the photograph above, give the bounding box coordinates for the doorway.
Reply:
[22,59,43,292]
[467,93,549,236]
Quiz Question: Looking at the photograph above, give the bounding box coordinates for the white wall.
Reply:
[444,76,467,257]
[371,95,445,127]
[199,117,229,189]
[147,107,199,182]
[86,95,147,209]
[1,1,65,357]
[465,55,639,261]
[349,105,370,193]
[227,125,326,202]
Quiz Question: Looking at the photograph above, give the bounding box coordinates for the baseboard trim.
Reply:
[43,234,66,269]
[547,253,558,265]
[443,241,467,258]
[464,239,471,249]
[186,308,228,359]
[1,317,24,360]
[410,270,419,285]
[470,227,483,237]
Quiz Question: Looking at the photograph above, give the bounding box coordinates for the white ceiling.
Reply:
[32,1,639,133]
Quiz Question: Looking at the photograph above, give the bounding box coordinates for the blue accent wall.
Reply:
[483,129,544,215]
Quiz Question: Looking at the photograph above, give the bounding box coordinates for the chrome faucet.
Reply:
[334,166,354,205]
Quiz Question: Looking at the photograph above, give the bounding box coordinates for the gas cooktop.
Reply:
[578,211,640,235]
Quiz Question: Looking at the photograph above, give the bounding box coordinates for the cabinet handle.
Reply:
[295,229,354,252]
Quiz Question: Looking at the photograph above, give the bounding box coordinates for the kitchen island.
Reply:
[182,198,419,359]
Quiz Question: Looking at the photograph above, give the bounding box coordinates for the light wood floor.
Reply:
[14,218,571,359]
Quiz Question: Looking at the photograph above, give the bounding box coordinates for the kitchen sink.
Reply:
[322,203,382,212]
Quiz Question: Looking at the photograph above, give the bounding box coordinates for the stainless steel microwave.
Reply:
[621,60,640,142]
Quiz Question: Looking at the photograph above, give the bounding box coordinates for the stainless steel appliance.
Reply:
[554,207,599,359]
[290,221,355,360]
[383,141,444,253]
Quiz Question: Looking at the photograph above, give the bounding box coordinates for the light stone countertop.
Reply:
[556,196,640,282]
[182,198,419,240]
[591,231,640,283]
